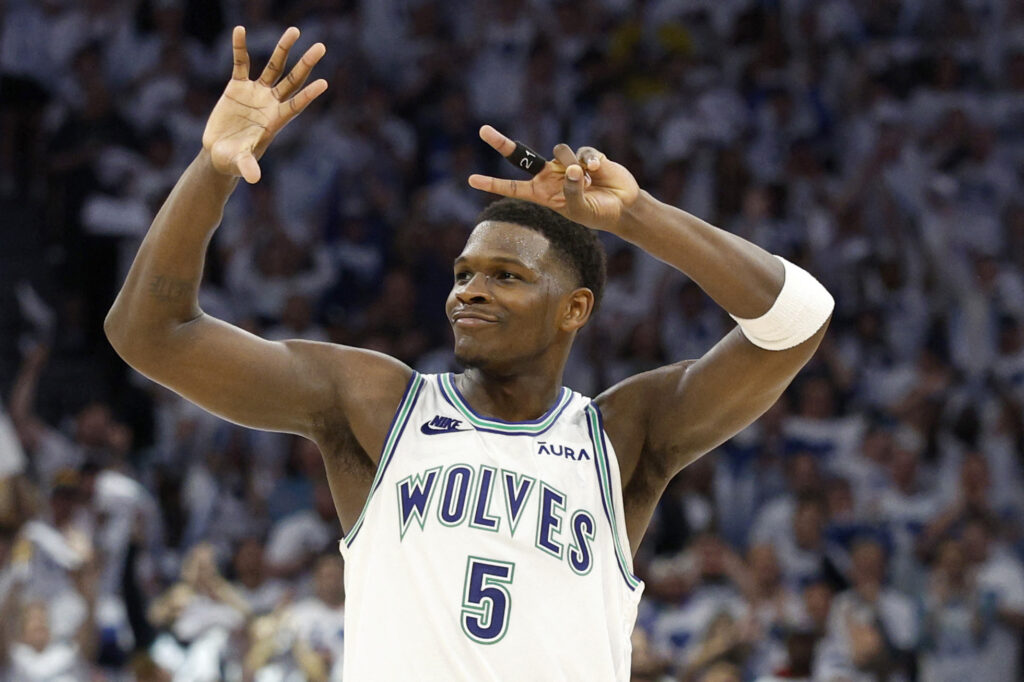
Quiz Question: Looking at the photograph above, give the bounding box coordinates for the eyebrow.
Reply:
[453,255,531,269]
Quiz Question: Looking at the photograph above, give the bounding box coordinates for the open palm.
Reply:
[203,26,328,184]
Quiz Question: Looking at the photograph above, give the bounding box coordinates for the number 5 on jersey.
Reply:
[461,556,515,644]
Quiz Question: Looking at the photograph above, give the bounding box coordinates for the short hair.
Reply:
[475,198,607,311]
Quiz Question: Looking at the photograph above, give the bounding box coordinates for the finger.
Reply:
[554,143,592,187]
[258,26,300,87]
[562,162,587,213]
[236,152,261,184]
[232,26,250,81]
[273,42,326,101]
[478,125,517,157]
[552,143,577,168]
[468,174,536,200]
[576,146,606,172]
[273,78,329,128]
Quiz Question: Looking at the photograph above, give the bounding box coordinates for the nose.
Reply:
[455,272,493,305]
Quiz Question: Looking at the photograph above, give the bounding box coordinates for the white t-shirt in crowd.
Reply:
[828,588,919,652]
[7,642,81,682]
[650,584,749,665]
[975,548,1024,682]
[749,495,794,547]
[264,511,335,570]
[284,598,345,682]
[918,593,989,682]
[235,579,290,616]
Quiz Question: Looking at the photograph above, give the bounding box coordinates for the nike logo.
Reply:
[421,416,471,435]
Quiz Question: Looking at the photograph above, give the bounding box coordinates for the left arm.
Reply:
[469,127,832,478]
[617,190,783,318]
[600,190,830,472]
[71,558,100,662]
[293,636,330,682]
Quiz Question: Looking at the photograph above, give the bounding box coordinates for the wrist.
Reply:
[617,189,660,238]
[195,149,242,189]
[730,257,834,351]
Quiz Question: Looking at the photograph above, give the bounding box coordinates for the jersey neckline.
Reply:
[438,373,574,435]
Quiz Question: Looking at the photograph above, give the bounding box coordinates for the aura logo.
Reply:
[536,442,590,461]
[421,415,470,435]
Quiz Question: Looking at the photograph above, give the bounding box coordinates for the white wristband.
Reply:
[730,256,834,351]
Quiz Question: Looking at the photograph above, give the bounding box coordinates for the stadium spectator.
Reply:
[2,1,1024,677]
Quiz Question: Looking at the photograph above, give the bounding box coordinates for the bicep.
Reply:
[645,321,829,470]
[127,313,411,440]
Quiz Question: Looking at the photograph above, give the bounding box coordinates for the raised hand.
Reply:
[468,125,640,233]
[203,26,329,183]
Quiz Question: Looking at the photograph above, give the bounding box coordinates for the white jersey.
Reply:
[339,372,644,681]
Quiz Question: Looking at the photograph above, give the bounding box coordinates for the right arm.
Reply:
[0,570,18,665]
[104,28,411,479]
[71,559,100,663]
[7,344,49,453]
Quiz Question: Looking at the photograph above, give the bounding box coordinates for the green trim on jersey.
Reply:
[461,556,516,645]
[437,463,476,528]
[468,465,503,534]
[439,373,573,435]
[567,510,597,577]
[584,404,642,590]
[396,465,443,541]
[344,372,425,547]
[499,469,537,538]
[534,481,567,560]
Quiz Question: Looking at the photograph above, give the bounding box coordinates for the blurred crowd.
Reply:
[2,0,1024,680]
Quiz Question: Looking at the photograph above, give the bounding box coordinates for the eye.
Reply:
[454,270,471,283]
[498,271,519,281]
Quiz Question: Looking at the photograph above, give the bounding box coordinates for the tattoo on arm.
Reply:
[148,275,193,303]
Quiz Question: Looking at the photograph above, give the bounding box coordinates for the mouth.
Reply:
[451,310,500,327]
[454,318,497,328]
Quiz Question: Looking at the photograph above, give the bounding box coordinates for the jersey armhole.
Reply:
[584,402,643,591]
[342,372,426,549]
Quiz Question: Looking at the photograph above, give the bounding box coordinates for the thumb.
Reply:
[563,163,587,215]
[236,152,262,184]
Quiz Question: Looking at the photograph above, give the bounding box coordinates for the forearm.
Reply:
[8,358,42,426]
[996,607,1024,630]
[0,577,17,664]
[213,580,253,618]
[243,623,278,674]
[293,639,329,682]
[105,151,238,352]
[617,191,783,318]
[75,591,98,660]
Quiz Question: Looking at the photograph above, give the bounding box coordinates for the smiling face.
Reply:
[445,221,592,374]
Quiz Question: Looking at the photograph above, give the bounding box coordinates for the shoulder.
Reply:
[286,341,414,405]
[593,360,698,484]
[287,340,415,453]
[594,359,698,424]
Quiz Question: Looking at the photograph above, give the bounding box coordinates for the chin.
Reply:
[455,345,535,377]
[454,348,487,370]
[453,338,508,371]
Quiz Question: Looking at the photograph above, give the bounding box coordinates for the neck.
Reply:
[457,367,565,422]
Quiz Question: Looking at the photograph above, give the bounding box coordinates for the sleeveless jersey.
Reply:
[339,372,644,681]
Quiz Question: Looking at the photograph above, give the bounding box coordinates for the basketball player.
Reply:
[105,27,833,680]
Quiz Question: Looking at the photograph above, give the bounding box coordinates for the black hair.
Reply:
[475,198,607,311]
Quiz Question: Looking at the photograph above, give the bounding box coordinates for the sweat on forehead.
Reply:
[461,221,572,278]
[471,197,608,308]
[468,220,552,257]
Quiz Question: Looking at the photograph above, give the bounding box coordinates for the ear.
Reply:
[560,288,595,333]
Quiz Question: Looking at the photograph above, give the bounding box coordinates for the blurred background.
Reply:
[2,0,1024,680]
